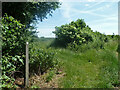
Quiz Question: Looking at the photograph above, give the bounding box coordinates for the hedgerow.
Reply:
[1,14,57,87]
[53,19,109,50]
[1,14,30,56]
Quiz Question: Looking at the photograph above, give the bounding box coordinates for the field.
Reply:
[1,15,119,88]
[29,38,119,88]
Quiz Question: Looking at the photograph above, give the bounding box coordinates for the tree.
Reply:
[2,2,60,28]
[53,19,109,49]
[53,19,93,47]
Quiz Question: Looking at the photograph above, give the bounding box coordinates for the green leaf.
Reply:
[12,57,17,61]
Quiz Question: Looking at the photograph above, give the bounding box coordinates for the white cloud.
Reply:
[87,17,118,35]
[90,23,118,35]
[59,0,119,2]
[87,16,117,24]
[84,0,105,10]
[88,0,96,2]
[60,2,72,22]
[68,2,116,18]
[70,8,109,18]
[106,5,110,8]
[37,28,55,37]
[89,3,114,12]
[85,4,90,7]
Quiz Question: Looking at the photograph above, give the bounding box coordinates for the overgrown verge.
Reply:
[56,40,118,88]
[1,14,59,88]
[1,14,29,88]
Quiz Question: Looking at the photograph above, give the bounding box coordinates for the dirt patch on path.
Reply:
[29,71,66,88]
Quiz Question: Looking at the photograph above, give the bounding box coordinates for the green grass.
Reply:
[32,38,119,88]
[56,49,118,88]
[32,38,54,48]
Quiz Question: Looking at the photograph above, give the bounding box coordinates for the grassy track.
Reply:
[33,38,119,88]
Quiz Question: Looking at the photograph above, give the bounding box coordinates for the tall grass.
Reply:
[56,40,118,88]
[32,38,118,88]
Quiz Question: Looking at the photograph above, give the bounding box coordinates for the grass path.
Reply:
[32,39,119,88]
[55,41,118,88]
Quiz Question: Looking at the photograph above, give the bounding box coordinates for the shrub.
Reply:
[117,44,120,53]
[29,45,57,75]
[1,55,24,88]
[53,19,94,48]
[1,14,29,56]
[53,19,109,51]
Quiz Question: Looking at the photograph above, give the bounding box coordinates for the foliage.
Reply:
[2,2,61,28]
[115,35,119,52]
[53,19,109,50]
[29,42,58,75]
[1,55,24,88]
[37,38,118,88]
[1,2,61,88]
[46,71,55,82]
[1,14,59,88]
[26,37,118,88]
[1,14,29,56]
[31,85,40,88]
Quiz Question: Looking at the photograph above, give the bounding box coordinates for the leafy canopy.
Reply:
[2,2,61,28]
[53,19,94,47]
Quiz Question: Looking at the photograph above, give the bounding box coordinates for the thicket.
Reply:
[2,14,29,56]
[29,42,58,75]
[53,19,110,51]
[1,14,56,88]
[1,2,60,88]
[1,14,28,87]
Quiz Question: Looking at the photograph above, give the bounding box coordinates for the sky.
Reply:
[36,0,119,38]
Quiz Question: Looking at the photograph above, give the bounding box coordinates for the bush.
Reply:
[29,45,57,75]
[53,19,94,48]
[51,19,109,52]
[1,55,24,88]
[1,14,29,56]
[67,40,105,52]
[53,19,109,51]
[117,44,120,53]
[1,14,39,88]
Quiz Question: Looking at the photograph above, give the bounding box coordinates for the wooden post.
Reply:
[25,42,29,88]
